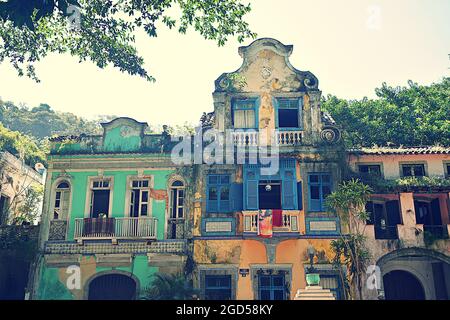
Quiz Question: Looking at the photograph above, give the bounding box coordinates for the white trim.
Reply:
[124,175,154,218]
[84,176,114,218]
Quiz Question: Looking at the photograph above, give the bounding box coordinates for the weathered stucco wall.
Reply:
[348,153,450,179]
[194,238,335,299]
[36,254,158,300]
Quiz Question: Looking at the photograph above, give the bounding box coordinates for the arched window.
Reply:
[169,181,185,219]
[168,180,185,240]
[53,181,71,220]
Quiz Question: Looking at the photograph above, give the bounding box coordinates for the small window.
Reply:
[204,275,232,300]
[445,163,450,178]
[232,99,257,129]
[277,98,299,129]
[401,164,425,177]
[358,164,382,177]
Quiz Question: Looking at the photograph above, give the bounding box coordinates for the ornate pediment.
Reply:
[214,38,319,93]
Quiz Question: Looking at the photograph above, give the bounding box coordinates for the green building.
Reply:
[30,117,189,300]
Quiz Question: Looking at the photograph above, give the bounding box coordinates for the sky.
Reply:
[0,0,449,128]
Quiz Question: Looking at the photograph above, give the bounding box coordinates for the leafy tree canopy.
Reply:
[0,122,45,165]
[322,78,450,148]
[0,99,103,140]
[0,0,256,82]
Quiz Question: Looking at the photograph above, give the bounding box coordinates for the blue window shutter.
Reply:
[231,183,243,211]
[297,181,303,211]
[219,198,230,212]
[246,176,258,210]
[282,170,296,210]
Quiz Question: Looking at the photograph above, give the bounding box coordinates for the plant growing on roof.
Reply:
[325,178,372,300]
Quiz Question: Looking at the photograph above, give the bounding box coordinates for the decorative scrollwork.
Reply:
[320,126,341,144]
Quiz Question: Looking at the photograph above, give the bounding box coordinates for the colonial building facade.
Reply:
[29,38,450,300]
[348,147,450,300]
[190,38,345,300]
[30,118,188,300]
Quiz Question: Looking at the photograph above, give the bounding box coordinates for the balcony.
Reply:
[374,225,398,240]
[230,130,303,147]
[74,217,157,243]
[242,210,299,234]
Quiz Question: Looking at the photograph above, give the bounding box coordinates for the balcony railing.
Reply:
[230,130,303,147]
[242,211,299,233]
[423,225,449,240]
[74,217,157,241]
[231,131,259,146]
[276,130,302,146]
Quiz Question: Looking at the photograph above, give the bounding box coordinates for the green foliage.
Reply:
[353,173,450,193]
[331,234,370,299]
[322,78,450,147]
[0,100,102,140]
[326,179,372,226]
[12,184,44,225]
[0,0,256,82]
[0,122,45,165]
[0,226,38,261]
[326,179,372,300]
[142,272,199,300]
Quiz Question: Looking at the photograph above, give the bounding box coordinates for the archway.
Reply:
[87,273,137,300]
[383,270,425,300]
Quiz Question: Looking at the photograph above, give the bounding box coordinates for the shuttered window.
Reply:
[308,173,332,212]
[207,175,231,213]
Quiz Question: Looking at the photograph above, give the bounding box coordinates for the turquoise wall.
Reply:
[37,254,158,300]
[52,167,174,241]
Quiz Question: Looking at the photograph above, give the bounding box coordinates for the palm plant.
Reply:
[326,179,372,300]
[142,272,199,300]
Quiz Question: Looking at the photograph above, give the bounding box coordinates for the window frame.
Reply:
[129,178,152,217]
[169,180,185,219]
[274,97,302,130]
[258,274,286,300]
[443,161,450,178]
[85,176,114,218]
[400,162,427,178]
[206,174,231,213]
[357,163,383,178]
[204,275,232,300]
[231,97,259,129]
[307,172,332,212]
[52,180,71,220]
